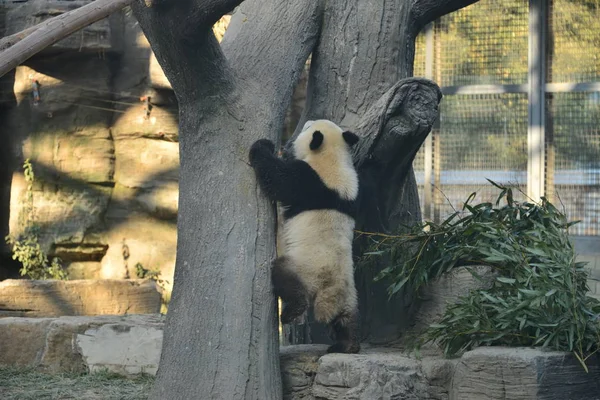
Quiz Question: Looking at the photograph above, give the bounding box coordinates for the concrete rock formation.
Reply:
[411,266,497,334]
[0,314,598,399]
[0,314,164,374]
[0,279,161,317]
[0,1,179,295]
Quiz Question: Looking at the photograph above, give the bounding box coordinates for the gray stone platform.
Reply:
[0,314,164,375]
[1,315,599,399]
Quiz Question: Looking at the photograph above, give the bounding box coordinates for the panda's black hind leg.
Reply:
[272,257,308,324]
[327,309,360,354]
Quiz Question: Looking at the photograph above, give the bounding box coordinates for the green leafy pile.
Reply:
[363,181,600,370]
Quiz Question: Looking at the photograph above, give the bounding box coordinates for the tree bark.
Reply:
[283,0,478,344]
[0,0,134,78]
[133,0,320,398]
[132,0,478,398]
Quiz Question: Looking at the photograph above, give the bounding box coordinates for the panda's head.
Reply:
[292,120,359,162]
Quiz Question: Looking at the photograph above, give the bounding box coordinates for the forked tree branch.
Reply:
[221,0,321,121]
[132,0,245,101]
[0,0,134,78]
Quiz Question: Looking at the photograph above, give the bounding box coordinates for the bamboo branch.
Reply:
[0,0,134,78]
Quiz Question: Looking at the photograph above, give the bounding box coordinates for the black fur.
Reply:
[342,131,359,147]
[327,309,360,354]
[249,139,357,220]
[310,131,324,150]
[272,257,308,324]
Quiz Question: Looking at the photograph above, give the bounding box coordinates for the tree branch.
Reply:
[411,0,480,32]
[132,0,245,101]
[0,26,39,53]
[0,0,134,79]
[221,0,321,126]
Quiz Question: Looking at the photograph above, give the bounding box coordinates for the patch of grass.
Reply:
[0,366,153,400]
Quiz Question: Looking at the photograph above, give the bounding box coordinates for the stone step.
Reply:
[0,315,599,399]
[0,314,164,375]
[0,279,161,317]
[282,346,600,400]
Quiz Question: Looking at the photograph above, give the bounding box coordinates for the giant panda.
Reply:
[249,119,361,354]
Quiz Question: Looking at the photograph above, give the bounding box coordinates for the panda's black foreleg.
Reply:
[327,309,361,354]
[272,257,308,324]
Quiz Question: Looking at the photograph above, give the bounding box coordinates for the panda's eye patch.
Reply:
[310,131,324,150]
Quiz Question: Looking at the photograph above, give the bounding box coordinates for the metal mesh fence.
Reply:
[413,0,531,222]
[434,0,529,86]
[413,32,427,79]
[548,0,600,83]
[433,93,529,219]
[547,92,600,235]
[438,94,528,171]
[413,0,600,236]
[546,0,600,235]
[413,148,426,217]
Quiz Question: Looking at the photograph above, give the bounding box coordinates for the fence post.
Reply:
[527,0,547,201]
[423,23,434,220]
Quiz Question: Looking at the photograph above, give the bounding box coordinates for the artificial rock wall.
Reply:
[0,1,304,298]
[0,1,180,293]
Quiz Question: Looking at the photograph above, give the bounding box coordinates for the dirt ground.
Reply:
[0,367,153,400]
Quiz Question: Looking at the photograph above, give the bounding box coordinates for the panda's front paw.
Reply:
[249,139,276,166]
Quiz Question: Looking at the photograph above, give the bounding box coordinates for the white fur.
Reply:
[283,120,359,323]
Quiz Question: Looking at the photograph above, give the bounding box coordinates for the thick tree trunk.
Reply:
[132,0,478,398]
[284,0,478,345]
[133,0,319,398]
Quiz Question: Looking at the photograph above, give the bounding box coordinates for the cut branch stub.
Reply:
[352,78,441,235]
[349,78,441,343]
[354,77,442,170]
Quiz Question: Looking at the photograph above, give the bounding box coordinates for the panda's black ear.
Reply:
[310,130,324,150]
[343,131,359,147]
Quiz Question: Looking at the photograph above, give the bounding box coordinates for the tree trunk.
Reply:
[132,0,478,398]
[282,0,478,345]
